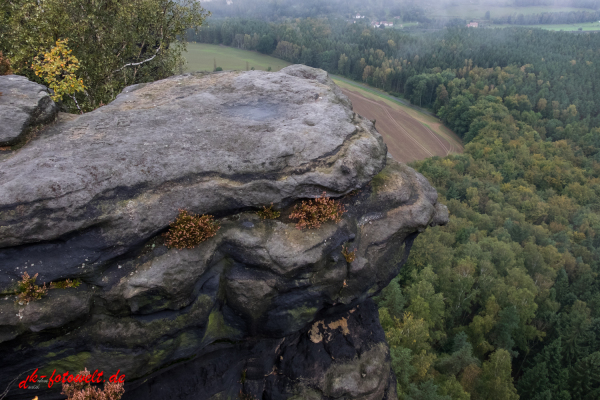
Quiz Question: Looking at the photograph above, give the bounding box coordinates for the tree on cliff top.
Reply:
[0,0,210,111]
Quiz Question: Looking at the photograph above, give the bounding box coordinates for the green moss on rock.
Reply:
[40,352,91,376]
[202,309,241,344]
[370,162,406,195]
[287,306,318,329]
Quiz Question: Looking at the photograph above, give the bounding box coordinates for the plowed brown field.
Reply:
[339,87,463,163]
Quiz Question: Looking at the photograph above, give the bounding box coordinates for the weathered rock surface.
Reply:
[0,66,447,400]
[0,64,385,289]
[0,74,58,145]
[126,299,397,400]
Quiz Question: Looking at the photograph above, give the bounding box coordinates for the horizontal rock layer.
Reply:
[0,65,386,289]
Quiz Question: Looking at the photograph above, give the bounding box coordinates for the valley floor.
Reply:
[332,78,463,163]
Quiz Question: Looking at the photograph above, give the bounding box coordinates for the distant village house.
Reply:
[372,21,393,27]
[467,22,479,28]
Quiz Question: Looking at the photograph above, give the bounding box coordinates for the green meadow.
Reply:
[433,4,594,20]
[495,21,600,31]
[392,21,420,29]
[183,43,291,73]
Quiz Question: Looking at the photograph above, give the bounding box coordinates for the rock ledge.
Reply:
[0,66,447,400]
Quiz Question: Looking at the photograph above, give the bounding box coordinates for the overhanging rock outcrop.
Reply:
[0,65,448,400]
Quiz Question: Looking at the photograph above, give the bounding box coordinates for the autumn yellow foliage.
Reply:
[32,39,85,102]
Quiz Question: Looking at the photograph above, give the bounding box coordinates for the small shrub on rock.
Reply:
[163,210,220,249]
[50,278,81,289]
[341,244,356,263]
[16,272,47,303]
[62,368,124,400]
[290,192,346,229]
[32,39,85,103]
[256,203,280,220]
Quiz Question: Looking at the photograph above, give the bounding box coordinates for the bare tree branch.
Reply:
[70,94,83,114]
[114,45,161,73]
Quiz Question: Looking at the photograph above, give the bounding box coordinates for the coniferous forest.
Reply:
[189,19,600,399]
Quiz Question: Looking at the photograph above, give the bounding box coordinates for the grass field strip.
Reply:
[333,78,462,155]
[388,101,452,156]
[353,93,436,157]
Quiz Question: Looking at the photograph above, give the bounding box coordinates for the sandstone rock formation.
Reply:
[0,66,448,400]
[0,74,58,146]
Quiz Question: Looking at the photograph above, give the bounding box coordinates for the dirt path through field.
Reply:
[340,87,461,163]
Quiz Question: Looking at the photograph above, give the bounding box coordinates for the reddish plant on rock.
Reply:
[289,192,346,229]
[163,209,220,249]
[62,368,125,400]
[16,272,47,303]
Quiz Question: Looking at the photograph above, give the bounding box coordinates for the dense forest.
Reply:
[191,20,600,399]
[189,21,600,130]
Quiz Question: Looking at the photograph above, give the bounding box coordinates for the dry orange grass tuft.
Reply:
[341,244,357,263]
[50,278,81,289]
[256,203,280,220]
[163,210,220,249]
[289,192,346,229]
